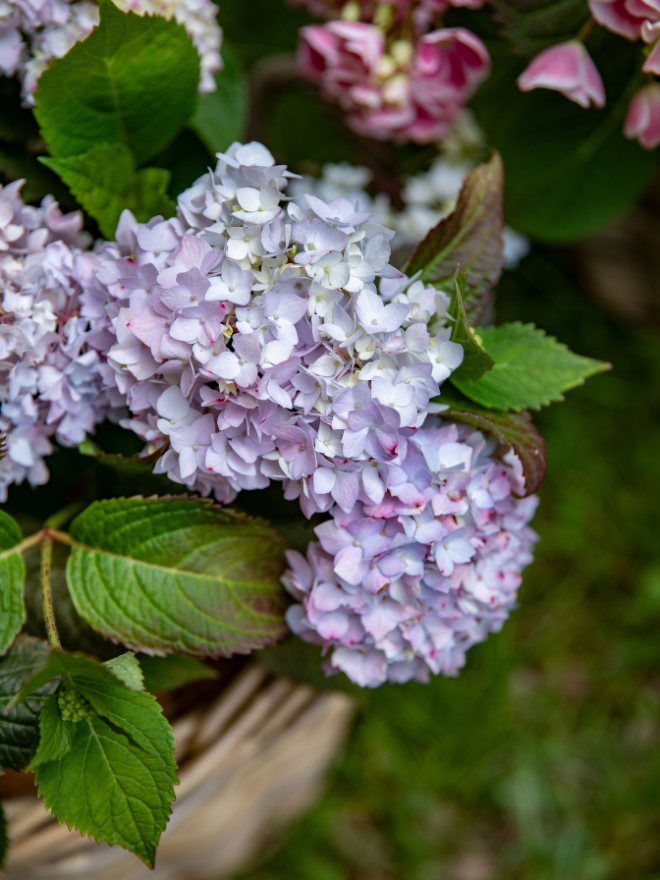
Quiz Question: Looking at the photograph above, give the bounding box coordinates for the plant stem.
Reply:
[41,534,62,651]
[576,17,595,42]
[46,527,76,546]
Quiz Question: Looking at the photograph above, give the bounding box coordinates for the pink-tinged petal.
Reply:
[643,39,660,74]
[310,581,347,612]
[361,605,399,641]
[315,520,352,554]
[517,41,605,109]
[415,27,490,93]
[316,610,350,640]
[333,470,360,512]
[624,83,660,148]
[313,466,337,496]
[363,565,391,594]
[334,545,370,585]
[330,647,388,687]
[588,0,644,38]
[127,305,167,348]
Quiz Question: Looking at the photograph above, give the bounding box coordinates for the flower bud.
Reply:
[624,82,660,149]
[517,41,605,109]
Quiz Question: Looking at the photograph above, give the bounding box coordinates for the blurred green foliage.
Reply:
[236,245,660,880]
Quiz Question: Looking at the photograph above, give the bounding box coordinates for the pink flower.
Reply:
[298,21,384,99]
[297,20,489,144]
[588,0,659,40]
[624,83,660,149]
[517,41,605,109]
[413,27,490,98]
[642,21,660,73]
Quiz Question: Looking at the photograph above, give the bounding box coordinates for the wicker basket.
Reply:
[1,664,355,880]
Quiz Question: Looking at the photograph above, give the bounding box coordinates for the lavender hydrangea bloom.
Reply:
[43,138,538,688]
[0,0,223,105]
[0,180,109,500]
[283,423,539,687]
[85,141,465,513]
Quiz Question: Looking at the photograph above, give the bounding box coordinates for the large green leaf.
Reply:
[0,511,26,656]
[30,652,177,867]
[190,43,249,154]
[447,272,496,383]
[439,386,547,496]
[451,322,611,411]
[65,497,289,657]
[34,0,200,164]
[405,153,504,326]
[41,144,175,240]
[0,636,56,771]
[471,36,658,241]
[489,0,589,58]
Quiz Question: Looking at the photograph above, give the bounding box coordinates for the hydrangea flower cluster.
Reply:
[516,12,660,150]
[283,424,539,686]
[296,0,490,143]
[92,141,466,508]
[0,181,108,500]
[78,140,539,686]
[0,0,223,104]
[0,141,540,687]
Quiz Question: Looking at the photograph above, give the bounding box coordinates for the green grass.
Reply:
[237,246,660,880]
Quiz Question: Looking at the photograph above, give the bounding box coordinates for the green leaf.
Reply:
[32,656,177,867]
[13,650,157,750]
[0,636,56,771]
[189,43,248,154]
[139,654,218,692]
[439,386,547,496]
[7,648,125,710]
[30,693,76,768]
[405,152,504,326]
[451,322,611,411]
[41,143,175,240]
[0,511,26,656]
[104,652,145,692]
[0,796,7,870]
[489,0,589,58]
[472,36,658,241]
[446,271,496,383]
[34,0,200,164]
[78,438,171,480]
[65,497,289,657]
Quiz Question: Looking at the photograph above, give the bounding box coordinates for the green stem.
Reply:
[43,500,86,531]
[576,17,595,42]
[41,534,62,651]
[46,528,76,547]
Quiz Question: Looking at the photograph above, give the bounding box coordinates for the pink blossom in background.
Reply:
[642,20,660,73]
[298,21,384,98]
[588,0,659,40]
[517,41,605,109]
[624,82,660,148]
[587,0,660,78]
[299,21,489,142]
